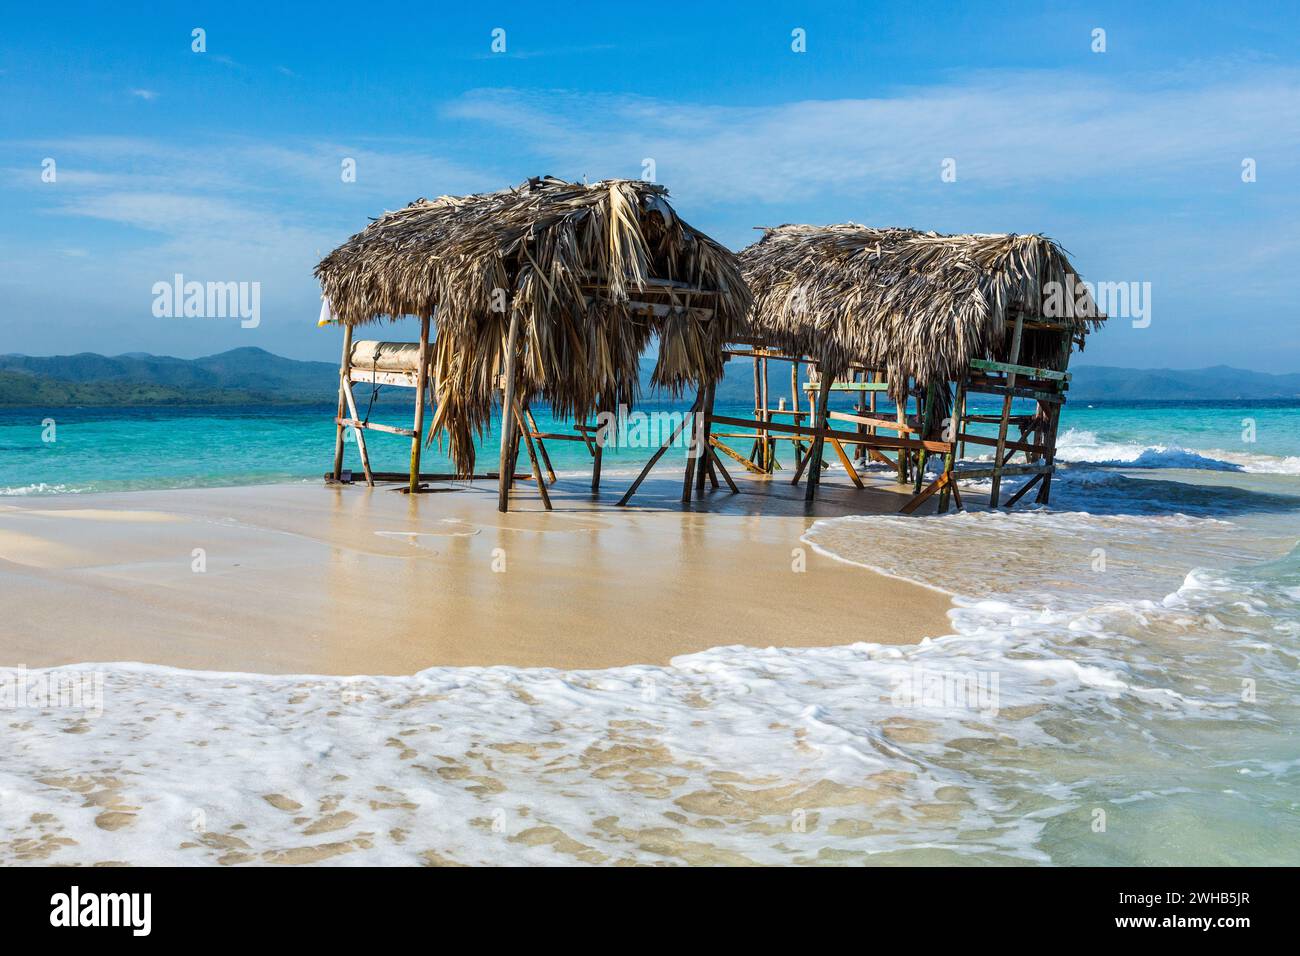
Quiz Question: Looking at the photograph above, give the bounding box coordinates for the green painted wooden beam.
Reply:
[969,358,1071,381]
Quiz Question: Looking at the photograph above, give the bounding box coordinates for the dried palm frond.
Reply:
[738,224,1105,399]
[315,176,749,473]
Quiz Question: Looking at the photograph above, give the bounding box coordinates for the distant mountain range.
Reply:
[0,348,339,406]
[2,348,1298,406]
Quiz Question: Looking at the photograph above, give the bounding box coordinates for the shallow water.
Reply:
[2,401,1299,864]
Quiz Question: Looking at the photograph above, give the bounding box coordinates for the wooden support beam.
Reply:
[524,406,557,485]
[806,373,833,503]
[696,382,717,495]
[408,316,431,494]
[340,382,374,486]
[513,400,552,511]
[956,463,1054,480]
[711,436,765,474]
[708,445,739,493]
[829,438,865,489]
[969,358,1071,381]
[989,314,1024,506]
[900,472,950,515]
[964,381,1064,404]
[617,394,701,507]
[334,417,417,438]
[1004,471,1045,508]
[682,389,704,504]
[706,414,951,453]
[827,410,919,434]
[498,311,521,513]
[332,323,355,482]
[896,389,909,484]
[955,432,1052,456]
[803,381,891,392]
[591,404,607,492]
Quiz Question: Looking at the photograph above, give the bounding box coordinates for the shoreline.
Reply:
[0,474,954,675]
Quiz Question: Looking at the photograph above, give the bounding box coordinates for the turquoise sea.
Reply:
[4,398,1299,496]
[2,398,1299,864]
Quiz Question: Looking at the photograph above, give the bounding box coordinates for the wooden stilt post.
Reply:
[867,370,878,459]
[914,382,936,495]
[1037,329,1074,505]
[497,311,521,513]
[341,381,374,486]
[513,400,552,511]
[895,383,909,485]
[695,382,715,494]
[790,359,805,469]
[682,387,705,504]
[989,312,1025,507]
[408,315,431,494]
[332,323,354,481]
[806,371,833,503]
[524,405,557,484]
[591,400,607,492]
[939,379,964,513]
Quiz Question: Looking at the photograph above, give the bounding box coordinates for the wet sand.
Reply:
[0,471,953,674]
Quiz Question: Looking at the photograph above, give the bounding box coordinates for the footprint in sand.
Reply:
[94,811,136,831]
[302,811,357,835]
[262,793,302,812]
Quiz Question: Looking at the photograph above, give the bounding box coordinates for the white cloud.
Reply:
[445,65,1300,206]
[129,88,158,101]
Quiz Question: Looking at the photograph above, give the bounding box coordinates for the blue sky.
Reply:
[2,1,1298,370]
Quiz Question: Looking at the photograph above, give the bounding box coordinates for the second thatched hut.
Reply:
[718,223,1106,509]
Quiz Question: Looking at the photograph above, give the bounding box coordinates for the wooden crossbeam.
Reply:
[828,439,865,489]
[335,417,417,438]
[711,437,765,474]
[955,432,1050,457]
[955,463,1054,480]
[707,414,952,454]
[899,472,950,515]
[969,358,1070,381]
[1003,472,1046,507]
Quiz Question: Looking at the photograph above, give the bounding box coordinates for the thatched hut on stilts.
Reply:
[315,176,749,511]
[695,224,1105,512]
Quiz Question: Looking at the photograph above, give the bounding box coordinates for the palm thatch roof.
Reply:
[739,224,1106,396]
[315,176,749,472]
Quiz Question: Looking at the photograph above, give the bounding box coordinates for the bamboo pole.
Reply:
[989,313,1025,507]
[914,382,937,495]
[806,372,833,503]
[332,323,354,480]
[790,359,805,468]
[695,383,713,494]
[591,400,608,492]
[939,379,963,513]
[497,311,521,513]
[408,315,431,494]
[1037,329,1073,504]
[895,383,909,484]
[513,400,552,511]
[525,405,557,484]
[682,387,705,504]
